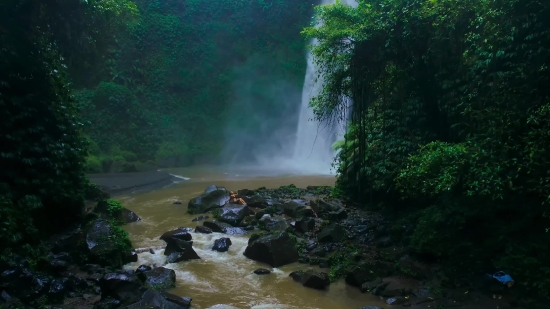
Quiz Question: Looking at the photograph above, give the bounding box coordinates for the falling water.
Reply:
[289,0,357,175]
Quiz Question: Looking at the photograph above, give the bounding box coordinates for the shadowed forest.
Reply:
[1,0,550,308]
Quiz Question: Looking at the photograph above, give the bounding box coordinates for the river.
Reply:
[118,166,387,309]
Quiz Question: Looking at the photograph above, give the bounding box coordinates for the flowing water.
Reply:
[119,166,387,309]
[258,0,357,175]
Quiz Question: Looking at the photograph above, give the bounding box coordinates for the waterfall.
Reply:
[289,0,357,175]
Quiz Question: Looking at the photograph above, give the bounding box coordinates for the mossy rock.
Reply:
[81,219,134,268]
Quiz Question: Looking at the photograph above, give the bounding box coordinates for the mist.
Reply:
[221,54,302,167]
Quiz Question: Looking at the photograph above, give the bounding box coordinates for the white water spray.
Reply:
[281,0,357,175]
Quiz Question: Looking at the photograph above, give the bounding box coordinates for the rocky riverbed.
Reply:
[0,183,528,309]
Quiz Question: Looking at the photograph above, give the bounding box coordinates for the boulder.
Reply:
[135,265,152,274]
[0,267,56,303]
[317,224,346,243]
[187,186,230,214]
[253,268,271,275]
[137,267,176,290]
[345,261,393,287]
[242,195,269,208]
[163,239,200,262]
[99,271,146,302]
[310,199,341,214]
[125,289,192,309]
[295,217,315,233]
[218,205,252,226]
[194,226,212,234]
[160,229,193,242]
[259,216,290,232]
[280,200,306,217]
[95,200,141,224]
[243,232,299,267]
[85,219,133,268]
[289,270,330,290]
[237,189,254,198]
[327,208,347,221]
[212,238,232,252]
[124,250,139,263]
[118,208,142,224]
[50,226,83,254]
[203,221,247,235]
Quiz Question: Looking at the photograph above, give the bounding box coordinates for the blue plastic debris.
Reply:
[491,271,514,285]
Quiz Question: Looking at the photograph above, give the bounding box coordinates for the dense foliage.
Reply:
[0,0,134,256]
[76,0,314,172]
[306,0,550,301]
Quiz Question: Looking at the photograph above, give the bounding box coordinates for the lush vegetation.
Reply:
[307,0,550,301]
[0,0,134,257]
[75,0,314,172]
[0,0,312,258]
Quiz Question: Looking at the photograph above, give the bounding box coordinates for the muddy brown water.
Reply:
[118,166,388,309]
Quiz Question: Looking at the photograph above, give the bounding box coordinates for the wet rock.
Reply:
[242,195,269,208]
[194,226,213,234]
[289,270,330,290]
[118,208,142,224]
[85,219,133,268]
[218,205,252,226]
[386,296,409,305]
[68,274,88,290]
[187,186,230,214]
[310,199,340,214]
[50,226,83,254]
[360,278,383,293]
[345,261,393,287]
[125,289,192,309]
[295,217,315,233]
[376,236,392,248]
[48,278,66,302]
[327,208,347,221]
[281,200,306,217]
[254,268,271,275]
[317,224,346,243]
[135,265,152,274]
[173,201,182,205]
[99,272,146,302]
[48,259,69,273]
[259,216,290,232]
[203,221,246,235]
[237,189,254,198]
[137,267,176,290]
[149,249,155,254]
[163,239,200,262]
[124,250,139,263]
[240,215,257,227]
[160,229,193,242]
[94,298,122,309]
[377,278,417,298]
[95,200,141,224]
[308,247,326,257]
[212,238,232,252]
[191,215,209,222]
[243,232,299,267]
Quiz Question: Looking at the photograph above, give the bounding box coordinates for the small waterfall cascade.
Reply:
[290,0,357,175]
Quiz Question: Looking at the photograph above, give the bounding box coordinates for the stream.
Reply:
[118,166,387,309]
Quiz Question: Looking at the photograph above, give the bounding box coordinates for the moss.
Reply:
[327,245,360,282]
[211,208,222,219]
